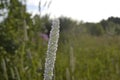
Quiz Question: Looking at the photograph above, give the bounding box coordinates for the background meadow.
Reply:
[0,0,120,80]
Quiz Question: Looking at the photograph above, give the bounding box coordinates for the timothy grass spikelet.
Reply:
[44,19,60,80]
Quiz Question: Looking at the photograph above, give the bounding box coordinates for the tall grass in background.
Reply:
[55,32,120,80]
[1,19,120,80]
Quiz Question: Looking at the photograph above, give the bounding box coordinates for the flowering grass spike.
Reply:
[44,19,60,80]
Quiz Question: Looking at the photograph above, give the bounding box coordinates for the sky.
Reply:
[27,0,120,22]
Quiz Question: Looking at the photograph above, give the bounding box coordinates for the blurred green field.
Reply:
[1,31,120,80]
[56,34,120,80]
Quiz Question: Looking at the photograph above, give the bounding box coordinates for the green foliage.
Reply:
[32,14,52,37]
[100,17,120,35]
[85,23,104,36]
[56,34,120,80]
[108,17,120,24]
[0,0,8,9]
[59,17,78,32]
[1,0,120,79]
[0,0,32,54]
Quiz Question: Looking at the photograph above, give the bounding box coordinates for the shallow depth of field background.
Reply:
[0,0,120,80]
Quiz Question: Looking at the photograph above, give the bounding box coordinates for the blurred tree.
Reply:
[0,0,32,54]
[32,14,51,38]
[59,17,77,32]
[108,16,120,24]
[106,21,116,35]
[100,17,120,35]
[100,20,108,31]
[107,17,120,35]
[85,23,104,36]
